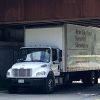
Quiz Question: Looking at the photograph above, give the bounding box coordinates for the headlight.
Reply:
[36,71,46,76]
[41,64,47,67]
[7,71,10,76]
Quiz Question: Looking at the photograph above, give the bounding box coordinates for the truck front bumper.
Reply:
[7,78,46,87]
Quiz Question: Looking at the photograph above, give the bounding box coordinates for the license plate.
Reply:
[18,79,24,83]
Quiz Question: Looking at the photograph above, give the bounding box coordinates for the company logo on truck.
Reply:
[75,29,92,49]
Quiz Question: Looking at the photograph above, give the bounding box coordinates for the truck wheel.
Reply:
[44,76,55,94]
[82,71,96,85]
[8,86,18,94]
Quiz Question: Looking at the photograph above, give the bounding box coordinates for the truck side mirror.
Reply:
[59,50,62,57]
[59,57,62,62]
[59,50,62,62]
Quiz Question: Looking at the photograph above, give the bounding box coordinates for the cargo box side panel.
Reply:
[66,24,100,72]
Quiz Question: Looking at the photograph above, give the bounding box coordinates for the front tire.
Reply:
[8,86,18,94]
[44,76,55,94]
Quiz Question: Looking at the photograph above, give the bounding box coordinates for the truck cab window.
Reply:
[19,48,50,63]
[52,49,57,61]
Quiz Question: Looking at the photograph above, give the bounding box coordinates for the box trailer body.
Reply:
[6,24,100,93]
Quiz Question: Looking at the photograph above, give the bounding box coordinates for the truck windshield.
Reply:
[19,48,50,63]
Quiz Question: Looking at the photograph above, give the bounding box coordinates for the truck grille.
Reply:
[13,68,32,77]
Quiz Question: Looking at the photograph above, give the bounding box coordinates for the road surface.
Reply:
[0,83,100,100]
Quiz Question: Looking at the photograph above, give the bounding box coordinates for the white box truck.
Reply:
[6,24,100,93]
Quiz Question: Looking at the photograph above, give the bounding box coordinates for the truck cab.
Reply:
[6,46,62,93]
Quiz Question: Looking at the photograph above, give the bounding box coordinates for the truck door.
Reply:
[52,48,60,76]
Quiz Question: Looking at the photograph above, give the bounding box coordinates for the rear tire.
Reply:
[82,71,97,85]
